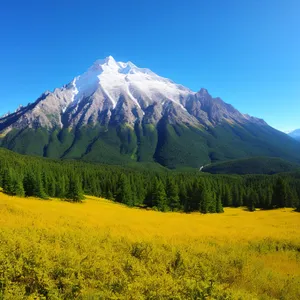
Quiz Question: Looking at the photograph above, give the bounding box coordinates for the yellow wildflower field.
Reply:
[0,192,299,299]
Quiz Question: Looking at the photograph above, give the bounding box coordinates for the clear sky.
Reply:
[0,0,299,132]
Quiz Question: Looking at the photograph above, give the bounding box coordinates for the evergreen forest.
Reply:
[1,148,300,213]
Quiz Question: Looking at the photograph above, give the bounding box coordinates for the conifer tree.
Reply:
[190,181,202,211]
[106,190,114,201]
[166,178,180,211]
[208,191,217,213]
[273,178,288,207]
[152,178,168,211]
[237,187,244,207]
[216,195,224,213]
[248,190,258,212]
[223,185,233,207]
[263,185,273,209]
[130,177,138,206]
[232,186,240,207]
[12,177,25,197]
[179,182,188,206]
[286,187,298,208]
[199,188,214,213]
[116,174,133,206]
[2,168,14,195]
[23,171,35,197]
[47,175,56,197]
[56,175,66,199]
[296,201,300,212]
[34,172,48,199]
[199,188,209,213]
[66,175,84,202]
[182,182,192,212]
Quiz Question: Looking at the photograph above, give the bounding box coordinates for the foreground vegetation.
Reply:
[0,192,299,299]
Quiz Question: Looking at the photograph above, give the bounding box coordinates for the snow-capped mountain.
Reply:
[0,56,299,168]
[70,56,191,110]
[0,56,264,132]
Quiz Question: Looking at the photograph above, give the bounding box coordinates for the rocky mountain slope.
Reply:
[1,56,300,168]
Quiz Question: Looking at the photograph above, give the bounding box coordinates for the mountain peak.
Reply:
[105,55,115,62]
[91,56,120,71]
[66,57,193,110]
[198,88,209,95]
[93,55,116,65]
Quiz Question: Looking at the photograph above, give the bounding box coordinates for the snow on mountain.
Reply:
[69,56,193,110]
[0,56,266,132]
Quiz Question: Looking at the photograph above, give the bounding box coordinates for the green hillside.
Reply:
[202,156,300,175]
[1,120,300,169]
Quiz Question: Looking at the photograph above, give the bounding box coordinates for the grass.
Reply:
[0,192,299,299]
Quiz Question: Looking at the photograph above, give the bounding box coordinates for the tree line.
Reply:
[0,148,300,213]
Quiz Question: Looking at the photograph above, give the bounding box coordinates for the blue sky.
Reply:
[0,0,299,131]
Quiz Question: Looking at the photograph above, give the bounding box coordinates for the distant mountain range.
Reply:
[1,56,300,169]
[288,129,300,141]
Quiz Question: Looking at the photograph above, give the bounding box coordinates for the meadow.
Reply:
[0,192,299,299]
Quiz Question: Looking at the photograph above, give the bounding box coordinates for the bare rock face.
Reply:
[185,88,266,127]
[0,86,74,132]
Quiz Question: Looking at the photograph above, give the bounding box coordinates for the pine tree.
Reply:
[166,178,180,211]
[152,178,168,212]
[223,185,233,207]
[237,187,244,207]
[183,195,191,213]
[56,175,66,199]
[216,195,224,213]
[248,190,258,212]
[179,182,188,207]
[295,188,300,212]
[208,191,217,213]
[190,181,202,211]
[296,201,300,212]
[2,168,14,195]
[116,175,133,206]
[286,186,298,208]
[23,171,35,197]
[106,190,114,200]
[199,188,211,214]
[263,185,273,209]
[66,175,84,202]
[34,172,48,199]
[273,178,288,208]
[130,178,138,206]
[232,186,240,207]
[47,175,56,197]
[12,178,25,197]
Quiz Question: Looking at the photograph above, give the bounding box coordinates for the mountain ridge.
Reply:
[1,56,299,168]
[288,129,300,141]
[0,56,265,131]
